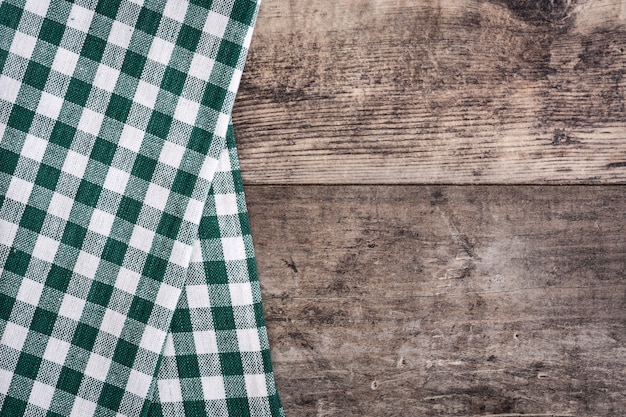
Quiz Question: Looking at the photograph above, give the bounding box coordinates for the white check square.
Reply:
[36,91,64,120]
[21,134,47,163]
[77,108,104,136]
[84,353,111,382]
[51,48,80,76]
[103,166,130,194]
[188,53,214,80]
[214,193,238,216]
[158,379,183,403]
[88,208,116,236]
[228,283,253,307]
[67,4,94,33]
[221,236,246,261]
[16,278,44,306]
[244,374,268,397]
[193,330,218,354]
[158,140,186,168]
[101,308,126,337]
[201,376,226,400]
[204,11,229,38]
[58,294,85,321]
[32,234,60,263]
[43,337,71,365]
[147,37,175,65]
[9,32,37,59]
[93,64,120,93]
[48,192,74,220]
[29,381,55,410]
[0,75,21,103]
[6,176,33,204]
[173,96,200,125]
[1,323,28,351]
[61,150,89,179]
[134,80,160,109]
[129,225,155,252]
[186,285,211,309]
[139,325,166,354]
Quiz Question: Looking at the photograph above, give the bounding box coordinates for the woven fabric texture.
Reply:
[0,0,284,415]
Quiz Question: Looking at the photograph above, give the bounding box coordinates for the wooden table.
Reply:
[233,1,626,415]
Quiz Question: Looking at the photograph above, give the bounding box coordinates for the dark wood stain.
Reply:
[245,186,626,416]
[233,0,626,184]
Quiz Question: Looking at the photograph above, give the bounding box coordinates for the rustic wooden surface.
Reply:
[232,0,626,415]
[245,186,626,416]
[233,0,626,184]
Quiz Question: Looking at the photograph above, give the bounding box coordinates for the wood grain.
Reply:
[246,185,626,416]
[233,0,626,184]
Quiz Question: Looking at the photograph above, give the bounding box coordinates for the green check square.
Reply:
[0,148,19,175]
[128,297,153,324]
[121,51,146,79]
[211,306,235,331]
[106,94,133,123]
[87,280,114,307]
[61,222,87,249]
[0,293,15,321]
[90,138,117,165]
[230,0,256,25]
[72,323,99,351]
[112,339,138,368]
[216,39,241,68]
[40,18,65,46]
[142,254,168,282]
[136,7,161,36]
[204,261,228,284]
[31,307,57,336]
[219,352,243,376]
[188,126,210,153]
[201,83,226,111]
[117,196,142,223]
[170,308,192,332]
[156,212,182,240]
[176,25,202,51]
[171,170,195,197]
[0,49,8,73]
[15,352,42,379]
[57,366,82,394]
[226,398,250,416]
[0,397,26,416]
[75,180,102,207]
[45,265,73,292]
[183,401,206,417]
[161,67,186,96]
[20,206,47,233]
[131,154,157,181]
[66,78,91,106]
[4,249,31,276]
[99,383,125,411]
[95,0,122,19]
[175,354,200,378]
[101,238,127,265]
[24,61,51,90]
[7,105,35,133]
[146,111,173,139]
[35,164,61,190]
[81,34,107,62]
[49,122,76,148]
[0,3,22,29]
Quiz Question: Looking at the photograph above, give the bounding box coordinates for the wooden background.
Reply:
[232,0,626,415]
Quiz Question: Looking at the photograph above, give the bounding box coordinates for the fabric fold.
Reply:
[0,0,284,415]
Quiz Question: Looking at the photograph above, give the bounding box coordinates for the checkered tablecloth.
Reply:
[0,0,284,415]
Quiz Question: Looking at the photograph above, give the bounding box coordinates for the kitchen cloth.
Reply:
[0,0,285,415]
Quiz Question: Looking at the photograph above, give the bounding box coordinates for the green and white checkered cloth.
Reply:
[0,0,285,415]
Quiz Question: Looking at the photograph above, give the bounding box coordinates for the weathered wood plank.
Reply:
[246,185,626,416]
[233,0,626,184]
